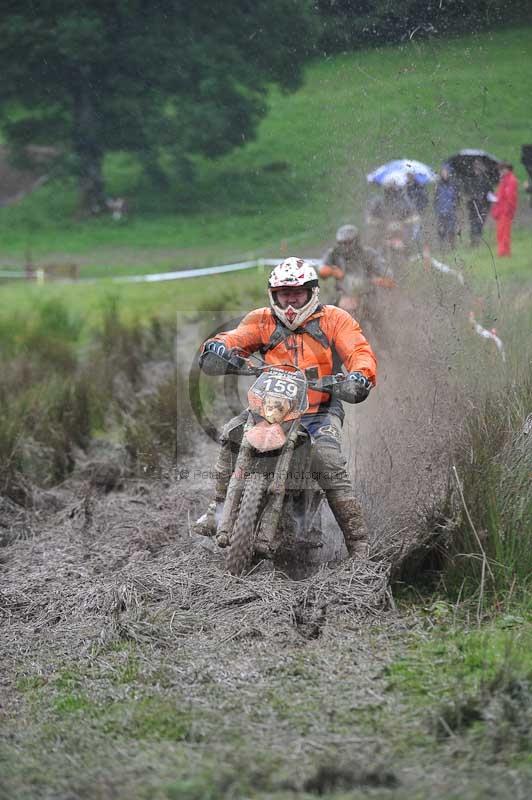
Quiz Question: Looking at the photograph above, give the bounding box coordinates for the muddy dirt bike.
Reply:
[336,272,396,322]
[366,215,419,274]
[212,356,360,575]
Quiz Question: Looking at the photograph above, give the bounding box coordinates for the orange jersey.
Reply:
[211,305,377,413]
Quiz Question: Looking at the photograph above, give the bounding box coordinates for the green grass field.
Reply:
[1,25,531,329]
[0,26,531,268]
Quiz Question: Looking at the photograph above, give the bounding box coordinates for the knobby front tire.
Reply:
[226,474,267,576]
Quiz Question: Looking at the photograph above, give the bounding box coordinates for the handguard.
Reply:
[332,371,372,404]
[311,371,372,405]
[199,340,248,376]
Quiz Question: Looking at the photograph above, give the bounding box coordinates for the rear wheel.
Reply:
[227,474,267,575]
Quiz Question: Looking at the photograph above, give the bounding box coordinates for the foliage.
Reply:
[0,1,316,209]
[0,296,189,499]
[0,402,25,502]
[96,295,145,388]
[124,370,193,476]
[316,0,532,54]
[441,368,532,600]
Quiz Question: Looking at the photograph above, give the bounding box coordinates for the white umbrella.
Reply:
[367,158,437,187]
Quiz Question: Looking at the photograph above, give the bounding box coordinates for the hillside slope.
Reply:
[0,27,530,261]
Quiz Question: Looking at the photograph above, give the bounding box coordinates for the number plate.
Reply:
[248,368,308,417]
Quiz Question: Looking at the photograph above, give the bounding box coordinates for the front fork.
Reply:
[217,416,255,540]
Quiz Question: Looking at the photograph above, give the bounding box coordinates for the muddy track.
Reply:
[0,257,484,660]
[0,258,496,665]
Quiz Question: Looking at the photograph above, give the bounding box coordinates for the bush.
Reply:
[0,297,183,500]
[316,1,532,54]
[432,664,532,754]
[443,370,532,600]
[0,401,25,502]
[124,370,193,475]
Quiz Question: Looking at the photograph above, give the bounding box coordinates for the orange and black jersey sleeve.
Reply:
[320,306,377,385]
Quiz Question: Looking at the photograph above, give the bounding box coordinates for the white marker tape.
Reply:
[469,312,506,361]
[111,258,281,284]
[430,257,465,285]
[1,258,301,285]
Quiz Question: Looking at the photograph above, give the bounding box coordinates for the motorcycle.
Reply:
[336,270,396,322]
[213,358,351,575]
[366,213,420,273]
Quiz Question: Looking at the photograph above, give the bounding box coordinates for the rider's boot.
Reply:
[193,440,232,538]
[326,493,369,559]
[193,411,248,543]
[193,497,224,537]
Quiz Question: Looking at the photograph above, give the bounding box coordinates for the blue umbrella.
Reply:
[367,159,436,187]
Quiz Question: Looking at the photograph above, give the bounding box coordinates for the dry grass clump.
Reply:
[0,495,29,547]
[0,474,390,663]
[431,668,532,755]
[0,297,185,502]
[392,368,531,601]
[123,368,193,476]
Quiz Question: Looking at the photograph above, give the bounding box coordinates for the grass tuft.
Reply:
[443,371,532,601]
[0,296,192,498]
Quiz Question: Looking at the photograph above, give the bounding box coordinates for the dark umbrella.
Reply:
[445,149,501,188]
[521,145,532,181]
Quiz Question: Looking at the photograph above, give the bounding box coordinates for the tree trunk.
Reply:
[140,150,170,191]
[72,75,106,215]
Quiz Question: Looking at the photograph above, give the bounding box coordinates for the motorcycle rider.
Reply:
[196,257,377,559]
[366,182,418,254]
[366,182,417,226]
[319,224,393,314]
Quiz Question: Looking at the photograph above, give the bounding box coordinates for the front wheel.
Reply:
[227,473,267,576]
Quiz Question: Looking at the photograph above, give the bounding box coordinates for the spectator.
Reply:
[405,173,429,242]
[367,182,416,222]
[491,162,518,257]
[465,158,492,246]
[433,164,460,250]
[366,183,418,256]
[523,180,532,208]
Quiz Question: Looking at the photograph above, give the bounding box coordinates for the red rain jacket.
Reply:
[492,171,518,220]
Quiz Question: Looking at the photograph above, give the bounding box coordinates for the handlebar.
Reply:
[232,358,348,394]
[309,373,347,393]
[205,348,369,397]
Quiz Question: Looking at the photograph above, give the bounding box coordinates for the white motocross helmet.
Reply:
[268,257,320,330]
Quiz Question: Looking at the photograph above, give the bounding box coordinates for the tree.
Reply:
[0,1,316,212]
[316,0,532,54]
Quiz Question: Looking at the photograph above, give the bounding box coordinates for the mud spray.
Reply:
[186,254,506,575]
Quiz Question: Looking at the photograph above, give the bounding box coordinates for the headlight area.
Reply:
[261,393,292,424]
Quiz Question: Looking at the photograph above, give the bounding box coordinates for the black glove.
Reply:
[334,371,372,404]
[199,340,247,375]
